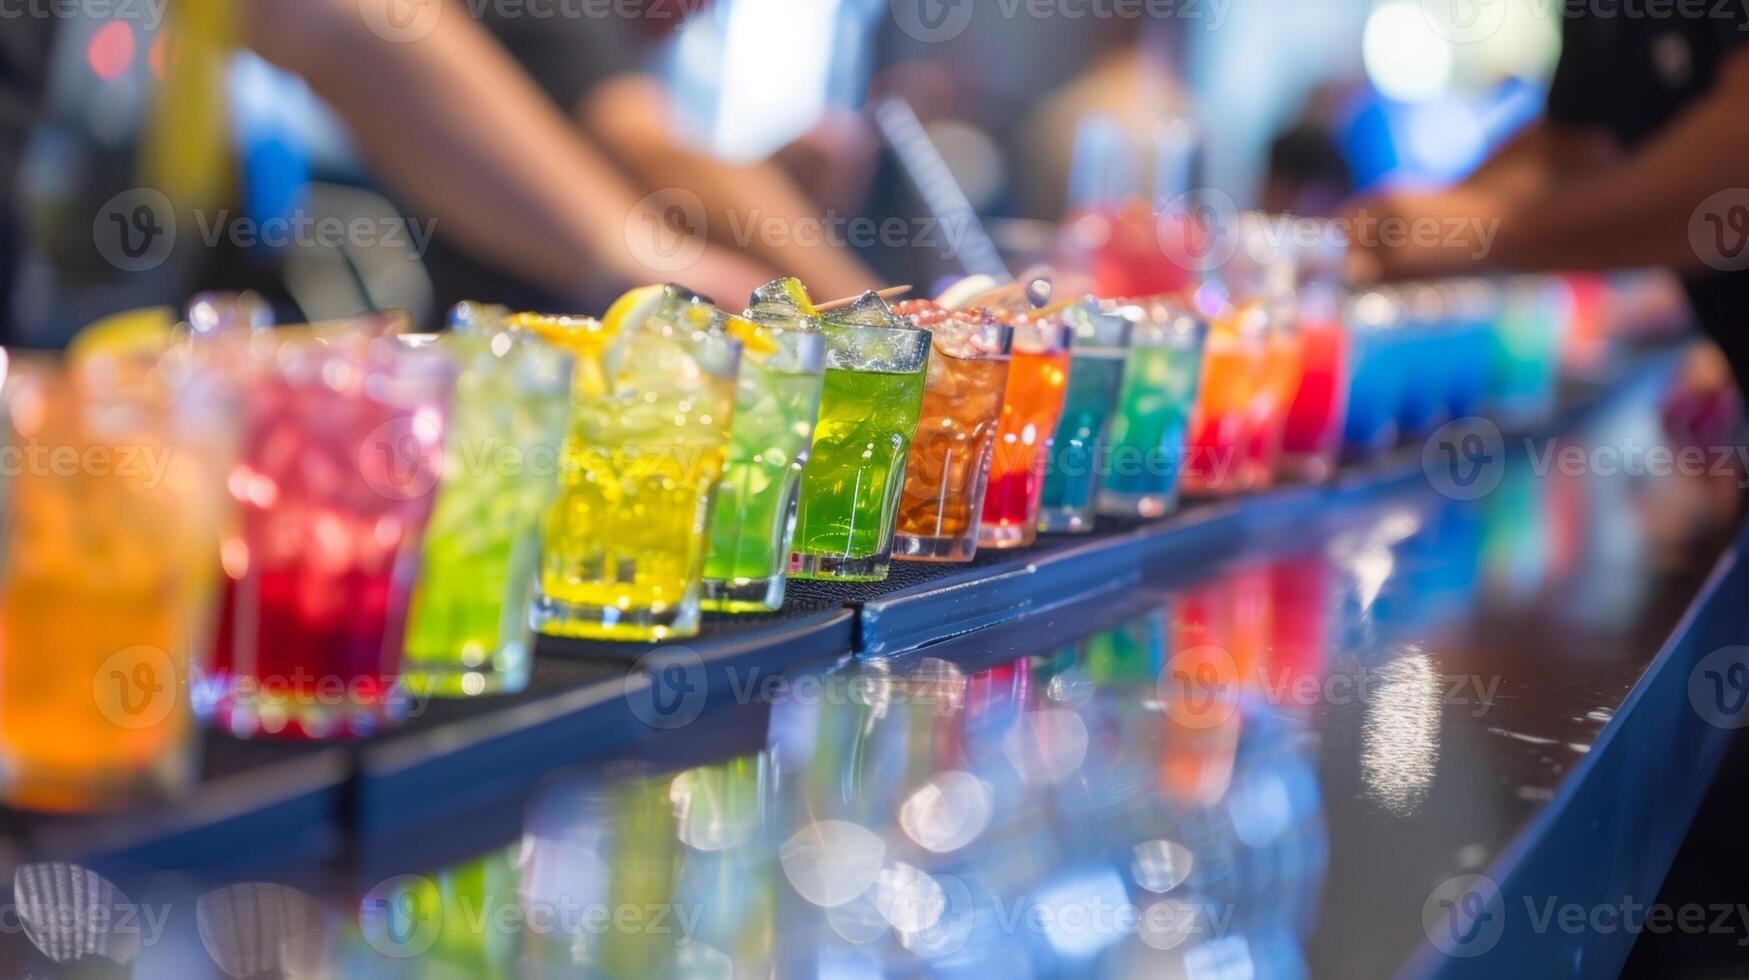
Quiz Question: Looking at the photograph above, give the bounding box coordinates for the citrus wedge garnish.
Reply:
[719,314,780,359]
[68,307,177,366]
[602,283,669,337]
[506,312,616,398]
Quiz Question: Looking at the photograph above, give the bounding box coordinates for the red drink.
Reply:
[1278,314,1348,482]
[210,334,452,738]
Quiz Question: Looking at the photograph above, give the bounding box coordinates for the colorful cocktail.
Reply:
[530,309,740,642]
[210,329,453,739]
[787,293,932,581]
[702,324,826,612]
[401,310,573,696]
[1038,300,1132,533]
[1278,231,1350,482]
[1183,305,1273,496]
[1099,298,1206,518]
[0,356,230,810]
[980,314,1072,549]
[892,301,1013,562]
[1341,289,1408,458]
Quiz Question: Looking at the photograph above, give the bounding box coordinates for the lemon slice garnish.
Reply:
[68,307,177,365]
[602,284,669,337]
[720,314,779,358]
[507,312,615,398]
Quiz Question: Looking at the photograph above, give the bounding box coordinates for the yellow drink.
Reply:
[531,319,740,642]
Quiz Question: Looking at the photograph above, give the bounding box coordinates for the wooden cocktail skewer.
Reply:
[813,285,912,313]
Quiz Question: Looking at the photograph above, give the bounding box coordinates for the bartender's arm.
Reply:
[239,0,773,303]
[1348,47,1749,282]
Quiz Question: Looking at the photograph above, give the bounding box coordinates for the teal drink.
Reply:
[1039,302,1133,533]
[1099,301,1207,518]
[701,329,826,612]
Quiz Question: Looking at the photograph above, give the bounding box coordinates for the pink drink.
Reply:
[210,335,452,738]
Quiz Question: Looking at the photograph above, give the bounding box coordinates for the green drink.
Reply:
[1099,300,1207,518]
[1039,301,1133,533]
[788,312,932,582]
[701,329,826,612]
[401,308,572,696]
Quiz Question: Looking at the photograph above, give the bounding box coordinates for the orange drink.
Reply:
[980,315,1072,549]
[0,355,230,810]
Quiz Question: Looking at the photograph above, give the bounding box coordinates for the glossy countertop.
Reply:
[7,377,1742,979]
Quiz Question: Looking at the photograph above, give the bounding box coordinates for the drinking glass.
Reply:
[1278,227,1350,483]
[701,324,826,612]
[1341,288,1408,459]
[979,314,1072,549]
[530,315,740,641]
[1099,298,1207,518]
[209,331,454,738]
[1038,300,1132,533]
[788,302,932,581]
[1183,306,1270,496]
[893,311,1013,562]
[401,310,574,696]
[0,354,231,809]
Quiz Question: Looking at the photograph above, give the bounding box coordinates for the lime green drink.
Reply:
[401,307,572,696]
[701,328,826,612]
[787,308,932,582]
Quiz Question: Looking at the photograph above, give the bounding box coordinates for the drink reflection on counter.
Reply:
[463,622,1331,978]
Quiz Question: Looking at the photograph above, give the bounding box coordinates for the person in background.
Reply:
[241,0,783,310]
[1343,6,1749,437]
[454,2,880,306]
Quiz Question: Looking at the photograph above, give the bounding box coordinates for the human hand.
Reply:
[1341,187,1508,284]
